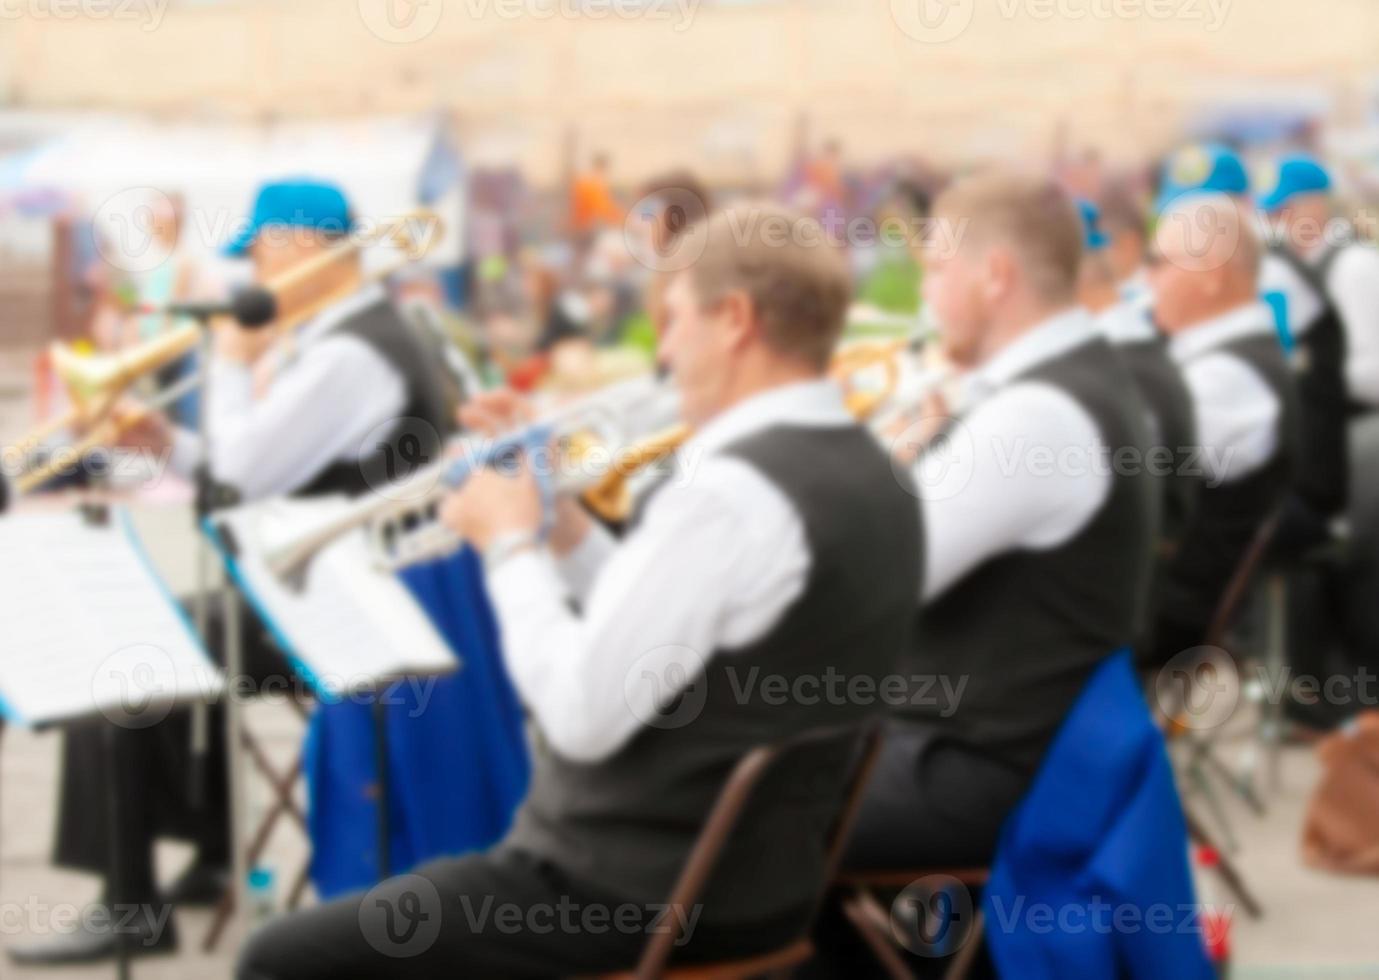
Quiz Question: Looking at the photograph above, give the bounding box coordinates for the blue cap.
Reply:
[1155,143,1249,214]
[223,178,355,258]
[1077,199,1109,252]
[1256,154,1332,212]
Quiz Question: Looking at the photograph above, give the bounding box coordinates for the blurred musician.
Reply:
[1149,194,1299,665]
[839,173,1158,879]
[238,203,922,978]
[1077,198,1200,555]
[13,179,457,967]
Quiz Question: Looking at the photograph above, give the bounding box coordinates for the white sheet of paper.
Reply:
[213,498,459,697]
[0,509,223,728]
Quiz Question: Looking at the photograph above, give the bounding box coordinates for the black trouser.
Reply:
[237,847,811,980]
[54,595,289,906]
[807,724,1031,978]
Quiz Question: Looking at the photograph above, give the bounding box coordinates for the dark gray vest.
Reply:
[1268,243,1349,516]
[900,337,1158,775]
[502,424,922,921]
[1161,333,1299,632]
[1114,336,1200,553]
[293,300,458,499]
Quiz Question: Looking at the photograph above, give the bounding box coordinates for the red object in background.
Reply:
[1196,846,1233,974]
[506,353,550,392]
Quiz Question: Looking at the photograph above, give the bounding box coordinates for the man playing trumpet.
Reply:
[238,203,922,978]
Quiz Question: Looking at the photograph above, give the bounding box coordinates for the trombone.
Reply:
[9,208,443,497]
[261,326,941,588]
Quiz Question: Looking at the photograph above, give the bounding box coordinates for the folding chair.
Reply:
[202,693,316,952]
[837,867,990,980]
[597,723,884,980]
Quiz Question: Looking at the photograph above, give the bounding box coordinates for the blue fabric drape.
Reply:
[985,651,1214,979]
[303,548,530,898]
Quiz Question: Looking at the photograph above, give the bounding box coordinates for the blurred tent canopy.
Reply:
[0,113,466,270]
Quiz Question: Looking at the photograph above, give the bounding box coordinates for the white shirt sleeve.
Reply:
[916,382,1112,602]
[1181,353,1281,486]
[168,336,408,501]
[1327,245,1379,409]
[484,457,810,763]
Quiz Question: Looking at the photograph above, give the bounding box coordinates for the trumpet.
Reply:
[264,374,683,588]
[9,208,443,497]
[262,329,933,587]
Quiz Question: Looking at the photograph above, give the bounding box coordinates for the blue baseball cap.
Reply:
[1256,154,1333,212]
[223,178,355,258]
[1077,199,1109,252]
[1155,143,1249,214]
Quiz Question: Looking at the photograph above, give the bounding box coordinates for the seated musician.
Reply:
[839,172,1158,878]
[1149,194,1300,664]
[237,202,923,978]
[1077,198,1200,555]
[12,179,457,966]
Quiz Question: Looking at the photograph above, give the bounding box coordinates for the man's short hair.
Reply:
[686,203,852,370]
[1099,183,1148,241]
[933,171,1084,303]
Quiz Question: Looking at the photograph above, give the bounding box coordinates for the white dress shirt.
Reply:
[1096,299,1159,346]
[170,283,407,501]
[915,308,1112,602]
[1324,244,1379,408]
[484,379,852,764]
[1168,301,1282,487]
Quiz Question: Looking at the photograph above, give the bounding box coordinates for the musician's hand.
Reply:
[459,388,534,436]
[440,462,543,554]
[111,399,171,453]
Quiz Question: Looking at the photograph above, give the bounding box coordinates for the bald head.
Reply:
[1150,194,1261,333]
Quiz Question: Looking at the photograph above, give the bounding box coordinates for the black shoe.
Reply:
[8,903,177,966]
[161,859,230,907]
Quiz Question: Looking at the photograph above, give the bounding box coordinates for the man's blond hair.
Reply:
[685,202,852,370]
[933,171,1084,303]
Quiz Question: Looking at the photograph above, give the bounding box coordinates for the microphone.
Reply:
[136,286,278,329]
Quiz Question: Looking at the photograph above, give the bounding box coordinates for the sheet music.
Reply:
[213,498,459,697]
[0,509,224,727]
